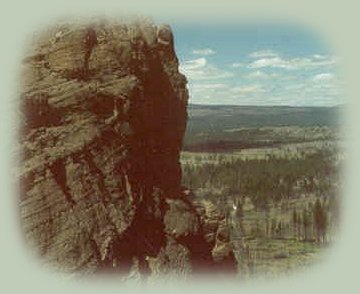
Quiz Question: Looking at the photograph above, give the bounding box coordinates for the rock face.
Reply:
[19,19,235,277]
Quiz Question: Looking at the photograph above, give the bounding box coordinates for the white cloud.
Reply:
[312,54,328,60]
[188,82,266,105]
[246,70,279,79]
[313,73,335,82]
[228,85,264,95]
[248,57,300,70]
[188,77,342,106]
[192,48,216,55]
[181,58,207,70]
[249,50,278,58]
[248,55,337,70]
[181,51,342,106]
[193,83,228,91]
[180,58,234,81]
[231,63,243,68]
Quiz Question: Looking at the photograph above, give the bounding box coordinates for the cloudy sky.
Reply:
[171,23,343,106]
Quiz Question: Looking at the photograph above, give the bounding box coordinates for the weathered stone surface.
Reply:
[194,200,237,272]
[19,18,235,278]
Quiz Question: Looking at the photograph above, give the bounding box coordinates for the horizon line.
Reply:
[188,103,345,108]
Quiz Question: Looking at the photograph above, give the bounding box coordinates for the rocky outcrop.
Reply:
[194,199,237,272]
[19,19,235,278]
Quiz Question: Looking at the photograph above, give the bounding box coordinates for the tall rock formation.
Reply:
[19,19,236,278]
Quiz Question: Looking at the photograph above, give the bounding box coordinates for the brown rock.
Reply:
[19,18,235,278]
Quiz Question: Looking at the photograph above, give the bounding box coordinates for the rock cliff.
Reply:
[19,19,236,278]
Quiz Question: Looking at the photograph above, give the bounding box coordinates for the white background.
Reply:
[0,0,359,293]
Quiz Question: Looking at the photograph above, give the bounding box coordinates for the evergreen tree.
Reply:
[302,208,310,241]
[313,198,327,243]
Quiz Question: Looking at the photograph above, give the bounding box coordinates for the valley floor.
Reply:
[181,136,343,278]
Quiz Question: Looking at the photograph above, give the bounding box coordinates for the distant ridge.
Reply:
[184,104,342,151]
[187,104,342,128]
[189,103,343,107]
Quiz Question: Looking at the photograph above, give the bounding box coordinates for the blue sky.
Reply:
[171,23,342,106]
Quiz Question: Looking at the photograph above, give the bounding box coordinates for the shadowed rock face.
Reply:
[19,19,235,278]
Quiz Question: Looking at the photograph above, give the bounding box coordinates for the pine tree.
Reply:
[302,208,310,241]
[313,198,327,244]
[292,208,298,240]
